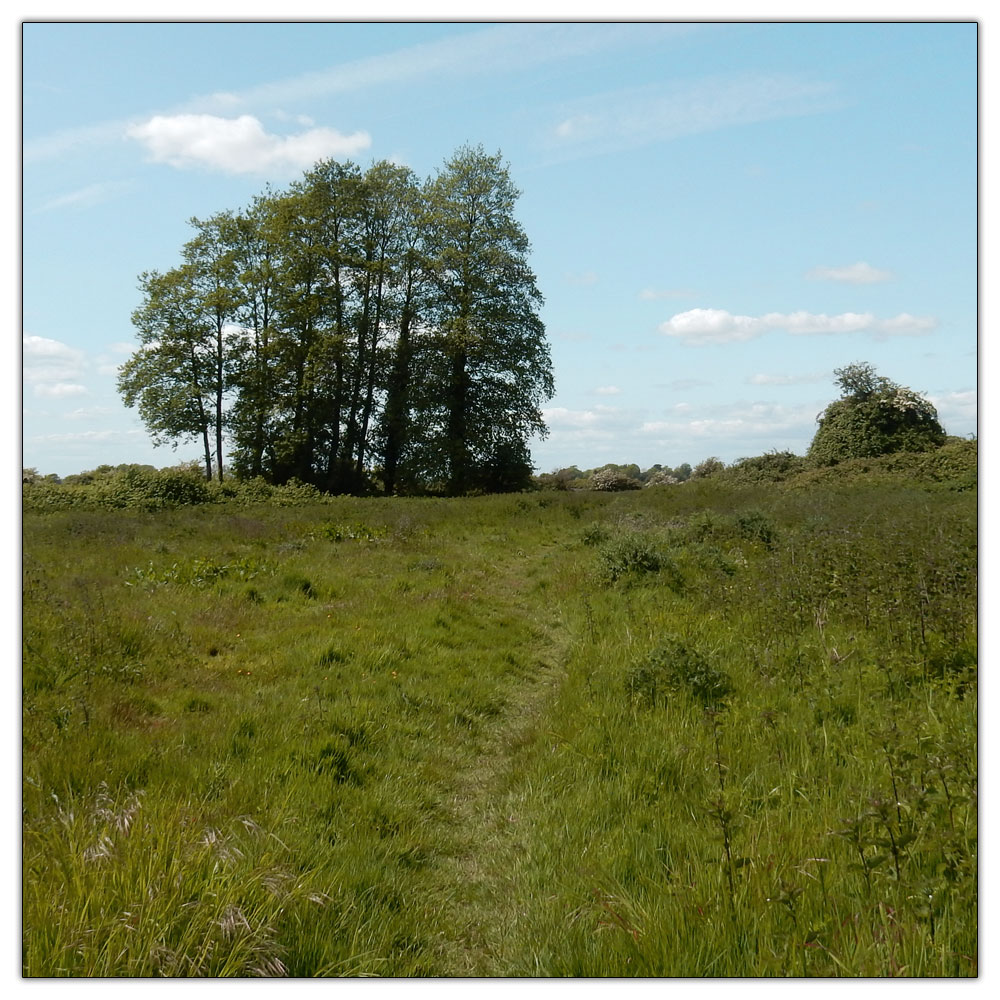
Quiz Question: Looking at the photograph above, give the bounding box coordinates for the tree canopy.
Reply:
[808,362,946,466]
[119,146,553,495]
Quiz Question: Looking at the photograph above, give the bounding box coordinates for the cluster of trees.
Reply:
[538,457,737,491]
[118,146,553,496]
[538,462,697,491]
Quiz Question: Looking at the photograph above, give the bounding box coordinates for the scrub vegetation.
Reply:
[22,438,976,977]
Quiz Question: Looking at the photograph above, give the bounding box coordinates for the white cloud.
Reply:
[639,400,819,442]
[872,313,938,339]
[23,334,88,386]
[126,114,371,175]
[660,308,767,344]
[928,389,977,429]
[564,270,599,286]
[543,406,613,429]
[541,404,639,444]
[660,308,937,344]
[594,385,621,395]
[807,261,892,284]
[34,382,88,398]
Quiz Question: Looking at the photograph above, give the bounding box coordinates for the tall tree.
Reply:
[380,171,430,495]
[228,192,280,479]
[119,267,221,479]
[423,145,553,494]
[183,212,242,481]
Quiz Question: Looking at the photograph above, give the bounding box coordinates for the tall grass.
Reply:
[22,444,977,975]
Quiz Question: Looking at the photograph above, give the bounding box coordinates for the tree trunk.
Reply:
[447,345,469,495]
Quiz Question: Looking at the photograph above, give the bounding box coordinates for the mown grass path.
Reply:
[429,579,571,975]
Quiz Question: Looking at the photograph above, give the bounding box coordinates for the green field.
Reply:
[22,442,978,977]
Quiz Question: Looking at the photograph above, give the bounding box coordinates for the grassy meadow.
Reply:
[22,441,978,977]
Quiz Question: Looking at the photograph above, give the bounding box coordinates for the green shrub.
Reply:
[597,532,662,583]
[808,363,946,466]
[724,450,806,483]
[690,456,726,479]
[581,522,610,547]
[626,637,732,708]
[736,510,777,548]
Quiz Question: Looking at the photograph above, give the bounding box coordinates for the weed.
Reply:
[626,637,732,709]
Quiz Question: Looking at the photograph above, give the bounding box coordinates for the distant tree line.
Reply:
[118,145,553,496]
[26,359,961,506]
[535,364,950,492]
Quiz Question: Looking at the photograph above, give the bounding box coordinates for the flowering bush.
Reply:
[589,468,642,491]
[809,363,946,466]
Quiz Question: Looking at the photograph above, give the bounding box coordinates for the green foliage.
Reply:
[626,637,732,708]
[321,521,388,542]
[809,363,947,465]
[119,146,553,497]
[596,531,663,583]
[735,509,777,548]
[723,450,807,483]
[128,555,274,589]
[690,456,726,479]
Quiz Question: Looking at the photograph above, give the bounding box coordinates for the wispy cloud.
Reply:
[36,180,134,213]
[747,372,828,386]
[126,114,371,176]
[639,287,696,301]
[192,23,688,114]
[544,72,843,160]
[660,308,937,345]
[593,385,621,396]
[66,406,114,420]
[657,378,713,391]
[24,120,130,164]
[564,270,599,287]
[807,261,892,284]
[32,429,146,444]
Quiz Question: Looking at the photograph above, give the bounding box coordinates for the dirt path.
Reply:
[429,569,572,976]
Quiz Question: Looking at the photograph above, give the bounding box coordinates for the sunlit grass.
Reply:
[22,450,977,976]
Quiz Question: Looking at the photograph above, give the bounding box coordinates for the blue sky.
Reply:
[21,17,978,478]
